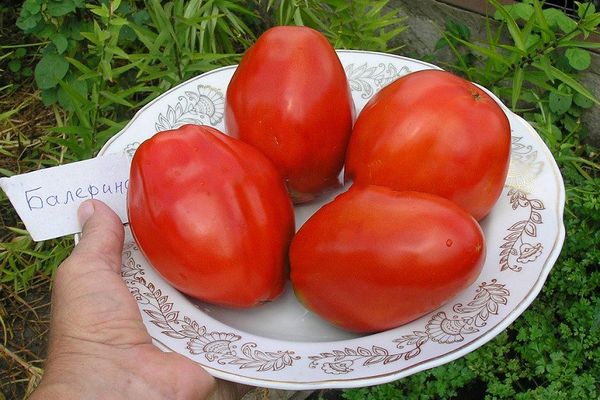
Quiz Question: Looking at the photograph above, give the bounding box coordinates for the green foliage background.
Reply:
[1,0,599,398]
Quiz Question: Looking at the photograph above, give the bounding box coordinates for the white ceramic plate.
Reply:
[100,50,565,390]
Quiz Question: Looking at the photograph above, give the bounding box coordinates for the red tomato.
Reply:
[290,186,485,333]
[225,26,354,203]
[127,124,295,307]
[345,70,511,220]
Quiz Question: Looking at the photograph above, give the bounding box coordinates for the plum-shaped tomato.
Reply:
[226,26,354,203]
[290,185,485,333]
[345,70,511,220]
[128,124,295,307]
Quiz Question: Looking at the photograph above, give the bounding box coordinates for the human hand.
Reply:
[30,200,247,399]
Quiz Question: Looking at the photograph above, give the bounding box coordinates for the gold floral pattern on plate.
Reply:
[154,84,224,131]
[308,280,510,374]
[121,242,300,372]
[500,189,545,272]
[345,62,410,99]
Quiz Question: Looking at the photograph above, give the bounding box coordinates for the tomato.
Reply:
[127,124,295,307]
[225,26,354,203]
[290,185,485,333]
[345,70,511,220]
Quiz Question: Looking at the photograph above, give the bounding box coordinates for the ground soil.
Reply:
[0,86,58,399]
[0,276,51,400]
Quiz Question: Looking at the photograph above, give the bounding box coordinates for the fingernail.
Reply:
[78,200,95,227]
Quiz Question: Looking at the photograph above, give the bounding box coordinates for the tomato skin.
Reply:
[225,26,354,202]
[127,124,295,307]
[345,70,511,220]
[290,185,485,333]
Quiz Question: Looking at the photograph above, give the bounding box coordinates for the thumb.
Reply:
[69,199,125,274]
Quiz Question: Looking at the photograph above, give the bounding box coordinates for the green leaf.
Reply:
[89,4,110,19]
[99,59,112,81]
[525,33,541,50]
[64,56,99,78]
[557,13,578,33]
[497,43,527,56]
[434,37,447,51]
[34,53,69,89]
[574,92,595,108]
[40,87,58,105]
[562,114,580,133]
[16,11,42,31]
[523,70,555,92]
[543,8,564,28]
[490,0,526,51]
[58,82,92,129]
[532,0,553,41]
[0,167,16,177]
[505,2,534,21]
[80,32,98,45]
[22,0,42,14]
[66,20,89,41]
[109,16,129,26]
[47,0,77,17]
[446,19,470,39]
[558,40,600,49]
[539,64,600,105]
[512,66,524,110]
[578,2,596,18]
[57,75,88,111]
[51,33,69,54]
[8,60,21,73]
[580,13,600,32]
[565,48,591,71]
[37,24,55,39]
[99,90,133,107]
[132,10,150,25]
[537,54,554,80]
[444,31,512,66]
[549,91,573,115]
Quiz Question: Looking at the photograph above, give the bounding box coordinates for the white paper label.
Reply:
[0,153,131,241]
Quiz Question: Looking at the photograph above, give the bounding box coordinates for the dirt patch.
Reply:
[0,274,51,399]
[0,83,57,229]
[0,51,57,400]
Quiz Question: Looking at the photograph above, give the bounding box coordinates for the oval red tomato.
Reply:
[290,185,485,333]
[127,124,295,307]
[225,26,354,203]
[345,70,511,220]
